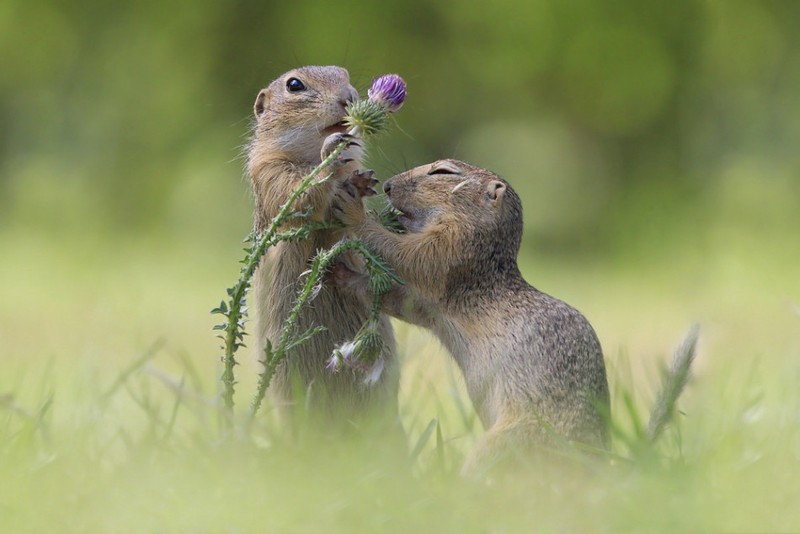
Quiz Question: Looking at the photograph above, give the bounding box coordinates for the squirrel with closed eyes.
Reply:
[330,159,610,472]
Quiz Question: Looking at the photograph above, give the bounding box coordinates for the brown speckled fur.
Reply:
[247,66,397,421]
[333,159,609,472]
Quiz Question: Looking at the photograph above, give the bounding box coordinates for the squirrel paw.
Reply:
[331,181,365,226]
[325,259,366,289]
[321,133,364,173]
[349,169,378,198]
[335,169,377,200]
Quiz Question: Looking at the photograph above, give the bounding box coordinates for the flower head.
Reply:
[352,328,383,365]
[325,328,385,387]
[327,341,356,373]
[344,73,407,136]
[325,352,342,373]
[367,74,407,113]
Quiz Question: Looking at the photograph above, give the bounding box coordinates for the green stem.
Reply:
[249,239,398,418]
[219,142,348,416]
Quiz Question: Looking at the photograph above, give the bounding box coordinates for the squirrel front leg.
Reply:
[293,132,364,222]
[332,185,459,302]
[254,134,365,227]
[328,260,436,328]
[321,132,364,184]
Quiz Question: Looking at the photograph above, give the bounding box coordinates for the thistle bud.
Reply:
[326,352,342,373]
[325,327,385,386]
[367,268,393,296]
[327,341,356,373]
[344,73,407,136]
[367,74,407,113]
[352,328,384,365]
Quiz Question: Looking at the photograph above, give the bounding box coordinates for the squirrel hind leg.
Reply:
[461,414,595,479]
[460,417,536,479]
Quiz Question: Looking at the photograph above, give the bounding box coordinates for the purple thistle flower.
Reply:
[367,74,407,113]
[344,72,407,135]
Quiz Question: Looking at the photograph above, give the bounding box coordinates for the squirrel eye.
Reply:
[286,77,306,92]
[428,161,462,175]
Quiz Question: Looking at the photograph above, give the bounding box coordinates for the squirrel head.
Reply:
[384,159,524,266]
[250,66,358,164]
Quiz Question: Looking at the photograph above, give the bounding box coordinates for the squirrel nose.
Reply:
[383,181,393,196]
[340,87,357,108]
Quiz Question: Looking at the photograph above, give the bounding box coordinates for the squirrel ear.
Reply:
[483,180,506,207]
[254,89,269,117]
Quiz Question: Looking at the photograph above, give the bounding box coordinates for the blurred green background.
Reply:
[4,0,799,248]
[3,0,798,364]
[2,0,799,378]
[1,0,799,530]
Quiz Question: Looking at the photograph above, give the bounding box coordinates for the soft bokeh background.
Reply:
[3,0,798,380]
[1,0,799,531]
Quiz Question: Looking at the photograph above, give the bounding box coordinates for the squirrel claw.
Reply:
[325,260,360,288]
[321,132,349,160]
[322,132,365,171]
[350,169,378,198]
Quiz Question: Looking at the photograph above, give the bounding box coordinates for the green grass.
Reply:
[1,228,799,532]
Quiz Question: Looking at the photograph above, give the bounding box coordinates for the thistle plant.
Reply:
[326,238,399,385]
[213,74,407,420]
[250,240,401,417]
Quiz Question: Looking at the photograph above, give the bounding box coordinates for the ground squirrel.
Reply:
[331,159,610,472]
[247,66,397,420]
